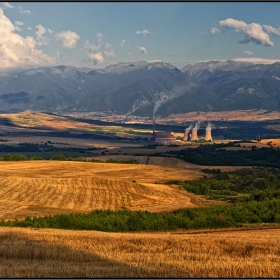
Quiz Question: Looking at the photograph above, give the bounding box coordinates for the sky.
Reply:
[1,2,280,70]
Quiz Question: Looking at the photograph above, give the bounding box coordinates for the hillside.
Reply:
[1,60,280,116]
[0,160,216,220]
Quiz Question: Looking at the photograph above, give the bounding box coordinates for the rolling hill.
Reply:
[1,60,280,116]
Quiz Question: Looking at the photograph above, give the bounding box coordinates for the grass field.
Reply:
[0,111,152,138]
[0,226,280,278]
[0,160,225,220]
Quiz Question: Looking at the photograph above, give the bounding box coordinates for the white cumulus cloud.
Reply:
[85,40,100,52]
[210,27,221,34]
[18,6,31,15]
[105,42,111,49]
[35,24,49,46]
[138,46,147,55]
[243,51,253,55]
[136,29,151,36]
[55,30,80,49]
[0,8,55,69]
[120,39,125,47]
[88,52,104,65]
[14,21,23,26]
[97,32,105,44]
[1,2,13,9]
[104,50,116,57]
[85,40,104,65]
[262,24,280,36]
[27,27,32,30]
[56,51,67,59]
[219,18,274,46]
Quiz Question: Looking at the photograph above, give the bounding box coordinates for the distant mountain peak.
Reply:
[94,61,180,74]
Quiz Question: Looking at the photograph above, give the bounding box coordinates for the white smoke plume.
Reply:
[153,94,169,115]
[206,122,212,130]
[152,82,195,116]
[192,121,200,131]
[186,124,193,131]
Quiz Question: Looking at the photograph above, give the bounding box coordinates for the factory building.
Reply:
[152,131,176,144]
[151,115,176,144]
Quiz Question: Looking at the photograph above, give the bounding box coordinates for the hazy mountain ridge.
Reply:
[1,60,280,116]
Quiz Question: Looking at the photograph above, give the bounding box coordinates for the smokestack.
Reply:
[190,121,200,141]
[152,115,155,135]
[205,122,212,141]
[183,125,192,141]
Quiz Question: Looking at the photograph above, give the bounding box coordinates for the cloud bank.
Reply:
[0,8,55,69]
[233,57,280,64]
[219,18,280,46]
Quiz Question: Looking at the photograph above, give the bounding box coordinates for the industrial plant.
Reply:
[151,115,176,144]
[151,115,213,144]
[183,121,213,142]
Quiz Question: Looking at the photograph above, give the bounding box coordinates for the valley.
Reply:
[1,2,280,278]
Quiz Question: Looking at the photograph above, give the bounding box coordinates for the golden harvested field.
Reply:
[260,138,280,147]
[0,160,223,220]
[1,135,143,150]
[0,111,93,130]
[1,226,280,278]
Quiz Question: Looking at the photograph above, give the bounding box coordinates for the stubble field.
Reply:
[0,160,222,220]
[0,226,280,278]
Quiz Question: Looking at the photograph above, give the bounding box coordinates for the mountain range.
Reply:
[1,60,280,117]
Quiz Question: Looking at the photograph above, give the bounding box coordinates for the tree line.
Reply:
[0,153,139,164]
[1,198,280,232]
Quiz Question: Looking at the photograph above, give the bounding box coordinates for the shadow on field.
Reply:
[0,117,18,128]
[0,230,190,278]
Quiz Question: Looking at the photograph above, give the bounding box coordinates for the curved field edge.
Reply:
[0,160,225,220]
[0,226,280,278]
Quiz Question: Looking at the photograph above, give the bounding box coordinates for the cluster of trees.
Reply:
[0,141,104,158]
[168,143,280,167]
[1,198,280,232]
[165,167,280,202]
[0,154,51,161]
[0,153,139,164]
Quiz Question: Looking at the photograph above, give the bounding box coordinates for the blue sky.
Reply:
[1,2,280,70]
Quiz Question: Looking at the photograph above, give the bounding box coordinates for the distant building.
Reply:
[152,131,176,144]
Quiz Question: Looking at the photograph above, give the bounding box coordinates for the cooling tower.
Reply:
[183,129,190,141]
[190,129,198,141]
[205,129,212,141]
